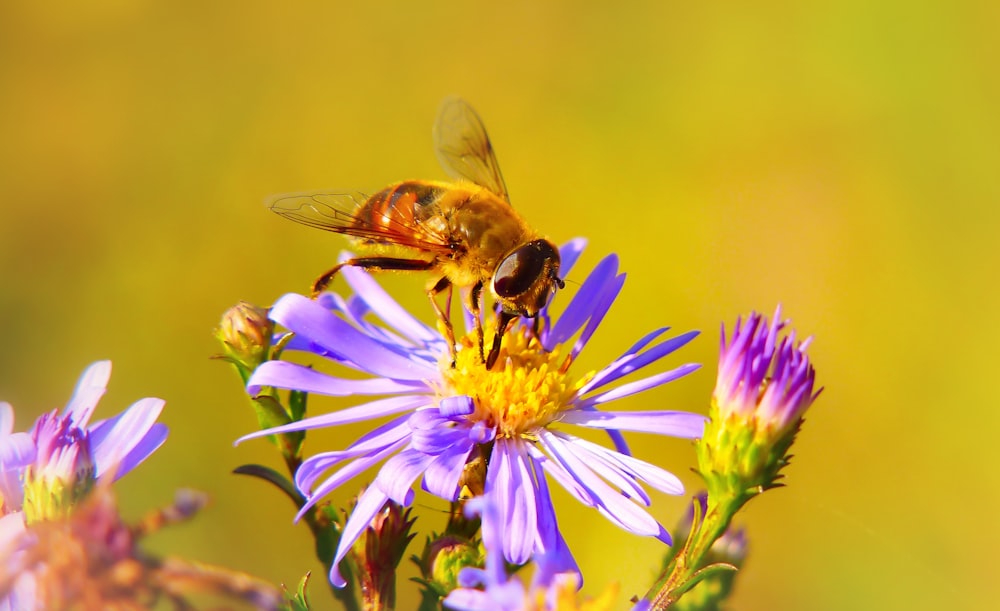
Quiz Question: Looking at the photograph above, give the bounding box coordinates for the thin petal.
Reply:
[246,360,430,396]
[0,402,13,436]
[236,395,429,444]
[329,486,389,587]
[558,238,587,279]
[579,331,700,396]
[576,364,701,409]
[421,439,474,500]
[487,439,537,564]
[294,415,411,493]
[543,255,619,350]
[569,272,625,361]
[340,265,441,344]
[63,360,112,426]
[89,398,166,479]
[270,293,436,380]
[539,432,661,537]
[560,410,707,439]
[374,449,431,505]
[0,431,35,508]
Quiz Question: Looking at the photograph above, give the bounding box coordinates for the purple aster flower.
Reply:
[239,240,706,587]
[0,361,168,525]
[0,361,168,610]
[697,307,821,498]
[443,494,582,611]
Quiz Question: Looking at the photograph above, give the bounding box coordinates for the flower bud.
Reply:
[216,301,274,379]
[696,308,821,503]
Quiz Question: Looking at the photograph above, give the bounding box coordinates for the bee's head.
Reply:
[492,239,564,317]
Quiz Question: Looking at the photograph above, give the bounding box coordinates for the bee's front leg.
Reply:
[466,281,485,362]
[428,276,457,366]
[485,311,517,370]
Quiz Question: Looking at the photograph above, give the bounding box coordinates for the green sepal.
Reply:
[281,572,312,611]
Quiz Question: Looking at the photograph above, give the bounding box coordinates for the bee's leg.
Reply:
[311,257,434,298]
[428,276,457,365]
[485,311,517,370]
[466,281,485,361]
[531,315,543,342]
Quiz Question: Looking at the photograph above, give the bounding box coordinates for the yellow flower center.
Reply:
[439,324,591,439]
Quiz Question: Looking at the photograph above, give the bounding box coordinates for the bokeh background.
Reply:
[2,2,997,609]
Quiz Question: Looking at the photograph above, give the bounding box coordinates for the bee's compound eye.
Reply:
[494,241,555,298]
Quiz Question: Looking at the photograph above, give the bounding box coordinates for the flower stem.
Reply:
[644,492,745,609]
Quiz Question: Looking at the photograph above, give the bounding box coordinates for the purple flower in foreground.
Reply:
[240,240,706,587]
[0,361,168,526]
[0,361,168,609]
[443,494,586,611]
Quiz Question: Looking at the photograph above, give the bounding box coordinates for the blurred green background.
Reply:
[1,1,997,609]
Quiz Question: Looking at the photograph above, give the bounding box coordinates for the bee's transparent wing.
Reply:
[266,190,454,252]
[433,97,510,203]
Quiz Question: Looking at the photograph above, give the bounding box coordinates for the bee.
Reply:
[268,97,564,369]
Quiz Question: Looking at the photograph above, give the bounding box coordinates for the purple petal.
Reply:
[554,439,651,505]
[340,265,441,345]
[487,439,538,564]
[439,395,475,418]
[62,360,112,427]
[236,395,429,444]
[374,449,432,504]
[558,238,587,279]
[579,331,700,396]
[295,438,409,521]
[329,486,390,587]
[411,419,472,455]
[89,398,167,479]
[246,360,431,396]
[576,364,701,409]
[0,402,13,436]
[270,293,437,380]
[569,272,625,361]
[531,457,580,578]
[294,415,412,493]
[543,254,619,350]
[539,432,661,537]
[421,440,474,500]
[560,410,707,439]
[0,431,35,508]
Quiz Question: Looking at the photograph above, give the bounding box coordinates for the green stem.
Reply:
[645,492,746,610]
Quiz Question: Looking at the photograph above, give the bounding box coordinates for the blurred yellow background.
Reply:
[1,1,997,609]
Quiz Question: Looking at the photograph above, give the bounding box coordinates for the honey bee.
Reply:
[268,97,563,368]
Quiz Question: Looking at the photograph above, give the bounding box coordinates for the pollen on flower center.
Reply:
[440,325,588,438]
